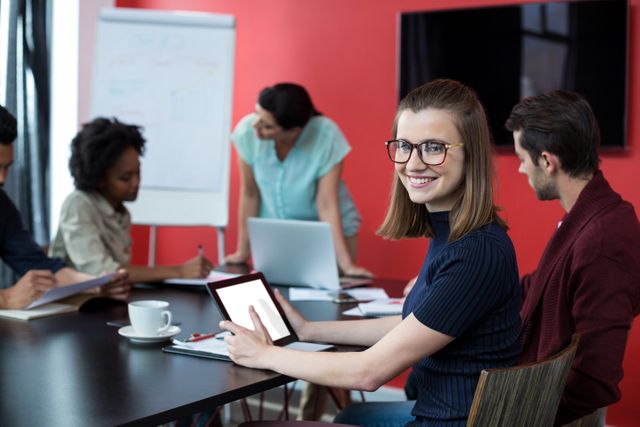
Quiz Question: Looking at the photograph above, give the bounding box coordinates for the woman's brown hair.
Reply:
[377,79,506,241]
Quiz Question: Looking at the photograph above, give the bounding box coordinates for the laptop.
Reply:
[162,273,334,360]
[248,217,371,290]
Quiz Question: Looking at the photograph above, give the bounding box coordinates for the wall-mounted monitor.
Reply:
[399,0,628,148]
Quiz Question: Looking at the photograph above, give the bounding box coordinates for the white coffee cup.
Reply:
[128,300,173,336]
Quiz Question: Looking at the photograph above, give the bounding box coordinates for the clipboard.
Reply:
[162,339,334,362]
[162,345,231,361]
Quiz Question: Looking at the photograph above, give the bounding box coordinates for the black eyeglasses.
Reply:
[385,139,464,166]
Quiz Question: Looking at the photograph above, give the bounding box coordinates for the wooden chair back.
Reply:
[467,334,580,427]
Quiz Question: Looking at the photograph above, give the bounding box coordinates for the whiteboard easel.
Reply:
[91,8,235,265]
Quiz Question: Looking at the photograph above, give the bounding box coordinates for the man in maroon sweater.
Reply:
[505,91,640,425]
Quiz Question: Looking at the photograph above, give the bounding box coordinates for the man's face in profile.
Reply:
[0,143,14,188]
[513,130,558,201]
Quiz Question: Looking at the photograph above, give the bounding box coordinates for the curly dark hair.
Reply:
[0,105,18,145]
[69,117,146,191]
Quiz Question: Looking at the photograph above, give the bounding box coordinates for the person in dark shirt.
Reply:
[506,91,640,424]
[0,104,129,309]
[217,79,522,427]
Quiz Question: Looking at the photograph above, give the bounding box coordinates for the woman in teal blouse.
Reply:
[225,83,371,277]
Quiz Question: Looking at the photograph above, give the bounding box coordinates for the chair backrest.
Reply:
[467,334,580,427]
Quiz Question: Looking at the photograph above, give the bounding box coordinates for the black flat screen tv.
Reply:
[399,0,628,148]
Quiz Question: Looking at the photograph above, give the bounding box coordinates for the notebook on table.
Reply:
[162,272,334,361]
[356,298,404,317]
[247,217,371,290]
[0,274,116,320]
[163,270,240,286]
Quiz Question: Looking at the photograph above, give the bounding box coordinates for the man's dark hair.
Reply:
[69,117,145,191]
[505,91,600,177]
[258,83,321,130]
[0,105,17,145]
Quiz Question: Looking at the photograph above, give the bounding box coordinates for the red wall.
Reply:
[119,0,640,424]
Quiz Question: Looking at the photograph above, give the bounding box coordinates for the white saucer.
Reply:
[118,325,181,343]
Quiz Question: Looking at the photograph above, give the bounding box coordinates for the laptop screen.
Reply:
[206,273,298,346]
[247,218,341,289]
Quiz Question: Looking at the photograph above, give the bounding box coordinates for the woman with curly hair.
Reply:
[50,117,213,283]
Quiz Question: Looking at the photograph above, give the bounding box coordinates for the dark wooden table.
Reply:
[0,279,403,426]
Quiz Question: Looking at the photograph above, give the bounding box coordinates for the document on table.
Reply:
[343,288,388,301]
[25,273,115,309]
[342,298,405,317]
[288,287,388,302]
[0,303,78,320]
[170,336,231,359]
[288,288,333,301]
[165,334,333,361]
[164,270,240,286]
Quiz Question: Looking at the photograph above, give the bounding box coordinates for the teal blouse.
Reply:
[232,113,360,236]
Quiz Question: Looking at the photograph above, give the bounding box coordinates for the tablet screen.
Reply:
[206,273,297,345]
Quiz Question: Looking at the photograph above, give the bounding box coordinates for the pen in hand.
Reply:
[196,244,211,278]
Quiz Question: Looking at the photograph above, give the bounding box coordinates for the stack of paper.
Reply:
[0,303,78,321]
[343,298,405,317]
[288,287,389,302]
[164,270,240,286]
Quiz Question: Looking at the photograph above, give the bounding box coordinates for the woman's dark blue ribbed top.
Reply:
[403,211,522,426]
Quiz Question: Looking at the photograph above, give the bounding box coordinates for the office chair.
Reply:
[467,334,580,426]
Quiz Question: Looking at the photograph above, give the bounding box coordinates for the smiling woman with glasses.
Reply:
[218,79,522,427]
